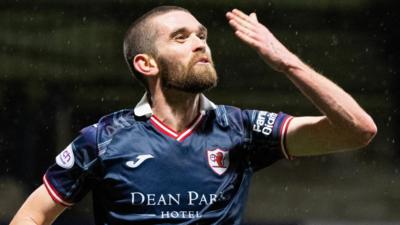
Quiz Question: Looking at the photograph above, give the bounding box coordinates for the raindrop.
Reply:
[330,35,338,46]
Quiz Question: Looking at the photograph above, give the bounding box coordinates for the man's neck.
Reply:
[151,89,201,133]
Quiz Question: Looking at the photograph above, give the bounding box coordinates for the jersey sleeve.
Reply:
[43,124,100,207]
[242,109,294,171]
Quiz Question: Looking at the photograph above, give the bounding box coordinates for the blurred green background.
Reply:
[0,0,399,224]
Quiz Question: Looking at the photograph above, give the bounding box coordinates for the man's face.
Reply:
[151,10,217,93]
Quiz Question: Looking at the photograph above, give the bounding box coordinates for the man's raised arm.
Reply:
[226,9,377,156]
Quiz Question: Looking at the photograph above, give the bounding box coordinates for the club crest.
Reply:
[207,148,229,175]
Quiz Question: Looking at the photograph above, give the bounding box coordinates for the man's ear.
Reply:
[133,54,159,77]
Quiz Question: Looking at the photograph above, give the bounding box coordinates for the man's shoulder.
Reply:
[215,104,240,111]
[214,104,248,118]
[74,109,146,156]
[98,109,137,126]
[80,109,142,142]
[211,104,247,129]
[97,108,143,135]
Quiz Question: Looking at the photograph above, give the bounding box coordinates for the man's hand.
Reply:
[226,8,377,156]
[226,9,301,73]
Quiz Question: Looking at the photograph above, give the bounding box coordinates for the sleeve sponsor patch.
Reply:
[252,111,277,136]
[55,144,75,169]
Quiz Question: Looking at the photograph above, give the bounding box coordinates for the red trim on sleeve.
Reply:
[279,116,294,160]
[42,175,74,207]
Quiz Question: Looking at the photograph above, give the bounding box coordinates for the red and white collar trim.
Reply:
[150,112,204,142]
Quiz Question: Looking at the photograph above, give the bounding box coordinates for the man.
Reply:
[10,5,377,225]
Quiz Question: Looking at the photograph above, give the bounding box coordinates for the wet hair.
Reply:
[123,6,190,90]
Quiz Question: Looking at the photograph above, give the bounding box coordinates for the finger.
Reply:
[228,19,257,38]
[234,30,259,48]
[250,12,258,22]
[225,11,235,19]
[232,9,257,25]
[226,11,254,27]
[226,12,256,32]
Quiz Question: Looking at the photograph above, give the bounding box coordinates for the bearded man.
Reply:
[10,6,377,225]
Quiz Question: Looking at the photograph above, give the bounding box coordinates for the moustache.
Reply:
[189,54,213,67]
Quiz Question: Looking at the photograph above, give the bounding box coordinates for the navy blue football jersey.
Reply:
[44,94,293,225]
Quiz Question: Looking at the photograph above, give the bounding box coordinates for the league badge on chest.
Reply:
[207,148,229,175]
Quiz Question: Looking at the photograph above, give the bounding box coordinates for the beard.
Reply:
[157,53,218,93]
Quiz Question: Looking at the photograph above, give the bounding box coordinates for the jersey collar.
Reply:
[133,93,217,118]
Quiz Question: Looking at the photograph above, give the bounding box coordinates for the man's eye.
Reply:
[174,34,187,41]
[198,33,207,40]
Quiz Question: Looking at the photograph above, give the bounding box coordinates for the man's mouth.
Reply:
[196,57,210,64]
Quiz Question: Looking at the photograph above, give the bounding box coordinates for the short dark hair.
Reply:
[123,6,190,90]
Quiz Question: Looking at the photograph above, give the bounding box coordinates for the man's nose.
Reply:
[191,35,206,52]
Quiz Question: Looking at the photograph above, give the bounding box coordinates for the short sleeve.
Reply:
[43,124,100,207]
[242,110,293,171]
